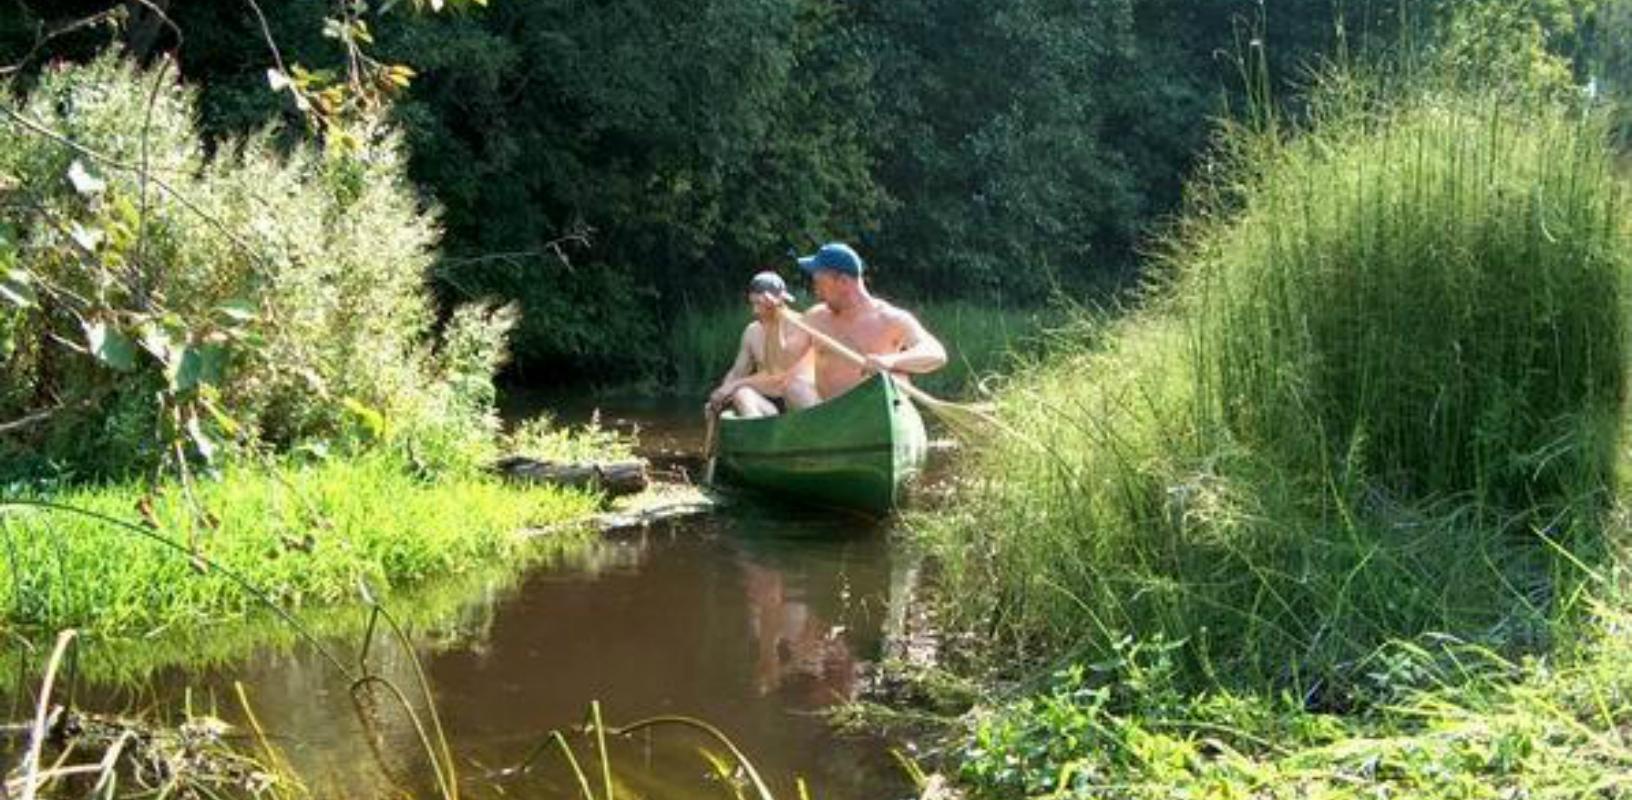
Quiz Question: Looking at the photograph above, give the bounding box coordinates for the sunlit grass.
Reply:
[917,72,1631,691]
[957,602,1632,798]
[0,452,600,638]
[917,66,1632,799]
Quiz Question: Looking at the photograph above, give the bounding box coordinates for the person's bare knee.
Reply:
[732,387,779,418]
[784,378,820,410]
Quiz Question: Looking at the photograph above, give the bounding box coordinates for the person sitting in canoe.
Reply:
[786,242,948,400]
[706,271,821,418]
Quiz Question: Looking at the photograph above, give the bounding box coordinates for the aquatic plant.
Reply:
[4,631,304,800]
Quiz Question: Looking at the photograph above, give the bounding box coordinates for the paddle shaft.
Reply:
[701,405,721,484]
[774,307,1049,456]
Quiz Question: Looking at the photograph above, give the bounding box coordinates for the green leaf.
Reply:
[200,396,242,438]
[85,321,138,372]
[0,269,36,309]
[169,344,228,392]
[67,160,106,197]
[215,300,258,325]
[68,223,103,253]
[138,321,173,361]
[197,344,228,387]
[186,413,217,464]
[341,396,387,440]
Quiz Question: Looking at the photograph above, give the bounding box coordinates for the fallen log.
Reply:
[493,456,649,497]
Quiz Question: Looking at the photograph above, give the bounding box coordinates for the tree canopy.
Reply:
[2,0,1624,380]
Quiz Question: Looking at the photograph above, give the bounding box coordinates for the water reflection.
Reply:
[742,555,859,703]
[2,500,917,799]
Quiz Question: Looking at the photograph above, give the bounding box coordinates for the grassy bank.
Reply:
[912,69,1632,797]
[0,452,599,639]
[956,601,1632,797]
[669,300,1058,397]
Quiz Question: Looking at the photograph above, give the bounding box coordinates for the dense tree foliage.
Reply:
[1,0,1623,380]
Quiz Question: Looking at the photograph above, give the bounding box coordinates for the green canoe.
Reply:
[711,373,928,514]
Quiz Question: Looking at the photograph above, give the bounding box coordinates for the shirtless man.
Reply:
[706,271,820,418]
[790,243,947,399]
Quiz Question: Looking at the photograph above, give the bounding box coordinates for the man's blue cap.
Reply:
[796,242,864,277]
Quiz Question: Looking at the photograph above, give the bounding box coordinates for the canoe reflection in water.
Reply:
[740,556,860,705]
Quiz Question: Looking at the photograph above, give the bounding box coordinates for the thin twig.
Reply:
[242,0,291,79]
[0,408,58,436]
[20,629,76,800]
[127,0,186,308]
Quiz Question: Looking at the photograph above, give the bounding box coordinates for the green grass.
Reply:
[0,452,600,639]
[908,61,1632,800]
[956,603,1632,798]
[916,71,1631,700]
[668,300,1058,398]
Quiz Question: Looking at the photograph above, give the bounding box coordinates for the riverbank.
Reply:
[0,451,601,640]
[4,465,919,800]
[905,66,1632,798]
[949,603,1632,796]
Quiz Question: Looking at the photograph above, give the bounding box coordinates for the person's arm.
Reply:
[708,327,757,409]
[867,308,947,375]
[730,322,815,396]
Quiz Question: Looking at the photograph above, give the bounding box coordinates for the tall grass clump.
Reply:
[1188,73,1627,512]
[920,69,1632,695]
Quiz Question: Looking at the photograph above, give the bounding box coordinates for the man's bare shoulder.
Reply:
[873,299,923,327]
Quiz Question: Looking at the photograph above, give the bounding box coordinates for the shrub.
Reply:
[0,55,512,476]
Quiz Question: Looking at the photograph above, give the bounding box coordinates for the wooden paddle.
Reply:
[701,403,721,484]
[776,306,1004,439]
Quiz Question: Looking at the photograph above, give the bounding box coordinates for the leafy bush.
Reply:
[0,55,514,476]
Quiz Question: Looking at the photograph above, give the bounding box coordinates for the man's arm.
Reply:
[731,322,813,395]
[869,308,947,375]
[708,327,757,409]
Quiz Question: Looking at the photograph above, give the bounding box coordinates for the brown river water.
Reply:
[7,395,928,799]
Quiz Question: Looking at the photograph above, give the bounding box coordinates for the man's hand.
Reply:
[750,291,786,314]
[708,383,736,411]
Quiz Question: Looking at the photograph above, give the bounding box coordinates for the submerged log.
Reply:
[494,456,649,497]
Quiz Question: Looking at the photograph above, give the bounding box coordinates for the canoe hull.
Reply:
[713,374,927,514]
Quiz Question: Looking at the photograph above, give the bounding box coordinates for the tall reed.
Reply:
[920,72,1632,693]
